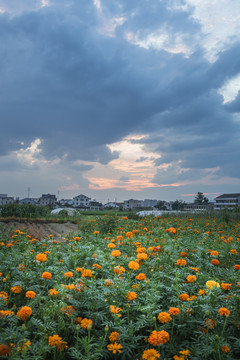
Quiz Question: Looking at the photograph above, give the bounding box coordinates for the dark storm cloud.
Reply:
[0,0,240,185]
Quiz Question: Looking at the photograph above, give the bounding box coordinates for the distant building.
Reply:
[103,202,120,209]
[0,194,15,205]
[123,199,143,210]
[58,199,74,207]
[39,194,57,206]
[214,193,240,210]
[184,203,214,212]
[73,194,91,208]
[19,198,38,205]
[142,199,158,208]
[89,200,103,211]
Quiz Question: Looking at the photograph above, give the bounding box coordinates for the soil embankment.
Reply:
[0,221,79,240]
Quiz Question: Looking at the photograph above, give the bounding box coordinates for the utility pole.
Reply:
[27,187,31,198]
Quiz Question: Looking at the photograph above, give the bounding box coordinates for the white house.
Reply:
[0,194,15,205]
[73,194,91,208]
[214,193,240,210]
[39,194,57,206]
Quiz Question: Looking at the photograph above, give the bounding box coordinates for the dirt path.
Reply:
[0,221,79,240]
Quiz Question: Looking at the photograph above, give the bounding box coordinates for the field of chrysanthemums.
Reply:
[0,214,240,360]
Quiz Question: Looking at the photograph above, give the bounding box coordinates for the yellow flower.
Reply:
[135,273,146,281]
[36,253,47,262]
[0,310,14,317]
[17,340,31,352]
[114,266,126,274]
[206,280,220,289]
[107,342,122,354]
[49,289,59,296]
[176,259,187,266]
[186,275,196,283]
[109,332,120,343]
[110,305,122,317]
[128,261,140,270]
[169,307,180,316]
[111,250,121,257]
[126,291,138,301]
[81,269,92,278]
[221,346,230,353]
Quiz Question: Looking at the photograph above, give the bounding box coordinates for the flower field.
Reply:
[0,215,240,359]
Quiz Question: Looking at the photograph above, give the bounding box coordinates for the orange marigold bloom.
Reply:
[80,318,93,329]
[48,335,68,351]
[0,310,14,317]
[168,307,180,316]
[210,250,219,257]
[42,272,52,279]
[49,288,59,296]
[108,243,116,249]
[11,285,22,294]
[128,261,140,270]
[36,253,47,262]
[186,275,197,283]
[206,318,216,329]
[81,269,92,278]
[126,232,133,238]
[148,330,169,346]
[111,250,121,257]
[206,280,220,289]
[107,342,122,354]
[116,236,123,241]
[142,348,160,360]
[109,331,120,343]
[137,253,148,260]
[135,273,146,281]
[189,267,199,272]
[94,231,99,235]
[25,291,36,299]
[76,267,83,273]
[93,264,101,269]
[16,306,32,321]
[114,266,126,274]
[165,227,176,234]
[180,252,187,257]
[64,271,73,278]
[60,305,75,315]
[218,307,230,316]
[234,264,240,270]
[230,249,237,254]
[126,291,137,301]
[179,293,190,301]
[198,289,206,296]
[74,236,81,241]
[137,247,146,253]
[158,312,172,323]
[0,344,12,356]
[221,283,232,291]
[0,292,8,303]
[221,346,230,353]
[176,259,187,266]
[110,305,122,317]
[211,259,220,266]
[105,279,114,286]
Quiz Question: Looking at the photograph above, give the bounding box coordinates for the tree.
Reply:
[194,192,209,204]
[155,201,167,210]
[172,200,185,210]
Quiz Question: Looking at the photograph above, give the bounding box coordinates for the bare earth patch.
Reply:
[0,221,79,240]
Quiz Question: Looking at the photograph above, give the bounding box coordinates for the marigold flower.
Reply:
[93,263,101,269]
[11,285,22,294]
[165,227,176,234]
[76,267,83,273]
[218,307,230,316]
[148,330,169,346]
[108,243,116,249]
[48,335,68,351]
[137,253,148,260]
[0,310,14,317]
[142,348,160,360]
[81,269,92,278]
[210,250,219,257]
[36,253,47,262]
[137,247,146,253]
[176,259,187,266]
[17,340,31,352]
[234,264,240,270]
[16,306,32,321]
[42,272,52,279]
[0,292,8,303]
[221,283,232,291]
[80,318,93,329]
[206,318,216,328]
[64,272,73,278]
[230,249,237,254]
[109,331,120,343]
[179,293,190,301]
[198,289,206,295]
[116,236,123,241]
[186,275,196,283]
[25,291,36,299]
[126,291,137,301]
[107,342,122,354]
[206,280,220,289]
[49,288,59,296]
[94,231,99,235]
[74,236,81,241]
[110,305,122,317]
[128,261,140,270]
[221,346,230,353]
[189,267,199,272]
[111,250,121,257]
[113,266,126,274]
[211,259,220,266]
[157,312,172,323]
[168,307,180,316]
[126,232,133,238]
[0,344,12,356]
[179,350,190,356]
[180,252,187,257]
[135,273,146,281]
[105,279,114,286]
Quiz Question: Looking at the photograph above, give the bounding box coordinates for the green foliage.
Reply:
[0,203,51,218]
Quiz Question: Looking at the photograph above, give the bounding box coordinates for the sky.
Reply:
[0,0,240,204]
